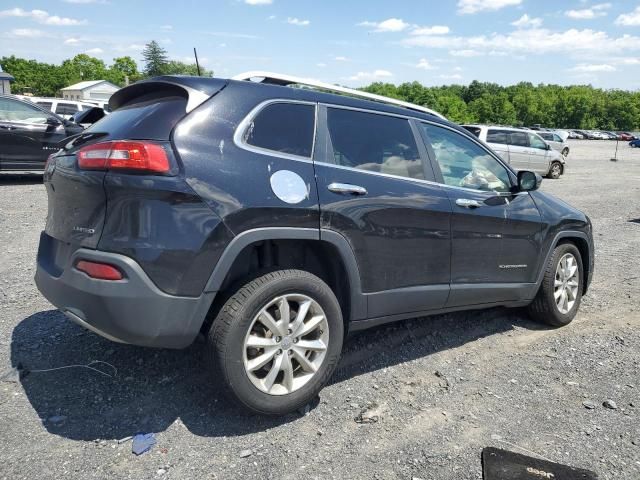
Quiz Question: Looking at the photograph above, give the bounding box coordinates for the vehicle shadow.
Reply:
[0,174,43,185]
[10,307,542,441]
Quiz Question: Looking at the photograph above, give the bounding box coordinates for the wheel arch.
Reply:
[201,228,367,332]
[536,231,593,295]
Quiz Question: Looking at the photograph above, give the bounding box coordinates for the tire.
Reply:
[528,243,584,327]
[548,161,562,179]
[207,269,344,415]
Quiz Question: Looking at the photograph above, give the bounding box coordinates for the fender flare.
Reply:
[534,230,593,293]
[203,227,367,321]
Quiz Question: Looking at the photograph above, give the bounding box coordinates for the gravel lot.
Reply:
[1,140,639,480]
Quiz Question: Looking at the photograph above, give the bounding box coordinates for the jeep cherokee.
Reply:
[35,72,594,415]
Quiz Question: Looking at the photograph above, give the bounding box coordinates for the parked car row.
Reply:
[566,129,636,141]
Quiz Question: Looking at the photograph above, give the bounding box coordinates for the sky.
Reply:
[1,0,640,89]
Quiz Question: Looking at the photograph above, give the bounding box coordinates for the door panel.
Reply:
[527,133,550,174]
[506,131,530,171]
[315,106,452,316]
[420,122,544,307]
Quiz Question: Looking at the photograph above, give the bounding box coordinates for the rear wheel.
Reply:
[548,161,562,179]
[528,243,583,327]
[207,270,343,415]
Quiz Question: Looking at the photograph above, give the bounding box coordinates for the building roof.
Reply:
[61,80,118,91]
[0,72,15,82]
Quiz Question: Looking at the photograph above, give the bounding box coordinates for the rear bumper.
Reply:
[35,232,214,348]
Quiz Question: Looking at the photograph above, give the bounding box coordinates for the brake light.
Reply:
[75,260,124,281]
[77,141,170,173]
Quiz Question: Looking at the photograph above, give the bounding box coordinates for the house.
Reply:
[60,80,119,102]
[0,65,14,94]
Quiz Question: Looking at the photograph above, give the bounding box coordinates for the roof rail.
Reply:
[232,71,446,120]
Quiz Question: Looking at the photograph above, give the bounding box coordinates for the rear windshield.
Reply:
[83,96,188,140]
[462,126,481,137]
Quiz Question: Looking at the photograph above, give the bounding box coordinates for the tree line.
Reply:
[1,40,211,98]
[361,81,640,131]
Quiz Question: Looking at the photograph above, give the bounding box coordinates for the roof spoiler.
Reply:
[109,76,226,112]
[232,71,446,120]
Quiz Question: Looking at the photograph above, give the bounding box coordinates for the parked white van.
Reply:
[462,125,566,179]
[28,97,97,120]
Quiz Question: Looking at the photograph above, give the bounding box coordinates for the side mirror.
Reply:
[46,117,61,126]
[517,170,542,192]
[545,143,551,150]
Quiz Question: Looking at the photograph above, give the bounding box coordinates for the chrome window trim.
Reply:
[233,98,318,164]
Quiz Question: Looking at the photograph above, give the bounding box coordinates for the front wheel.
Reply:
[548,161,563,179]
[528,243,583,327]
[207,270,344,415]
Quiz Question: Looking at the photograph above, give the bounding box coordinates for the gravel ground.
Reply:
[1,140,639,480]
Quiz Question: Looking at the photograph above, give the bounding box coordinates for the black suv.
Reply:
[35,74,594,415]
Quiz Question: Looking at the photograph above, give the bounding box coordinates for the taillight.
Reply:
[77,141,170,173]
[75,260,124,281]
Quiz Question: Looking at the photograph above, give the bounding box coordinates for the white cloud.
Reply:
[511,14,542,28]
[63,0,107,3]
[6,28,45,38]
[245,0,272,4]
[415,58,437,69]
[458,0,521,14]
[316,62,327,67]
[0,8,86,26]
[565,3,611,20]
[287,17,310,26]
[358,18,409,32]
[334,56,348,61]
[85,47,103,54]
[569,63,616,72]
[411,25,450,35]
[267,14,276,20]
[450,49,484,57]
[439,73,463,80]
[615,6,640,26]
[347,70,393,81]
[160,25,173,30]
[403,27,640,56]
[64,37,81,45]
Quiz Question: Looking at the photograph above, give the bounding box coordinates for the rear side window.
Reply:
[487,129,508,144]
[539,132,552,141]
[243,102,315,158]
[55,103,79,115]
[36,101,53,111]
[326,108,424,180]
[509,132,529,147]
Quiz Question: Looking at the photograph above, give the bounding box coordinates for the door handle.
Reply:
[455,198,484,209]
[327,183,367,196]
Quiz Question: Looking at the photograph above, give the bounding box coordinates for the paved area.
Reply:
[0,140,638,479]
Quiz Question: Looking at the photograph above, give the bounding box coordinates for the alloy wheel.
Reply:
[243,294,329,395]
[554,253,579,314]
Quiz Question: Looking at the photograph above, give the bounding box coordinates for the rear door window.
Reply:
[325,107,425,180]
[243,102,315,158]
[508,132,529,148]
[486,129,508,144]
[36,101,53,111]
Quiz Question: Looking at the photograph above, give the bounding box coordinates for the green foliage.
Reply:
[141,40,169,77]
[362,80,640,130]
[1,43,213,98]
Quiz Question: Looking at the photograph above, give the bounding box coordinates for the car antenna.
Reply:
[193,47,202,76]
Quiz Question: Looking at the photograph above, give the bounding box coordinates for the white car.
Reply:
[462,125,566,179]
[26,97,98,120]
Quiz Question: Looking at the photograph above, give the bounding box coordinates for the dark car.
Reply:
[35,73,594,415]
[0,94,83,172]
[630,139,640,147]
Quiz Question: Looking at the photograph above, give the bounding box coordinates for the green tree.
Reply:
[162,60,213,77]
[142,40,169,77]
